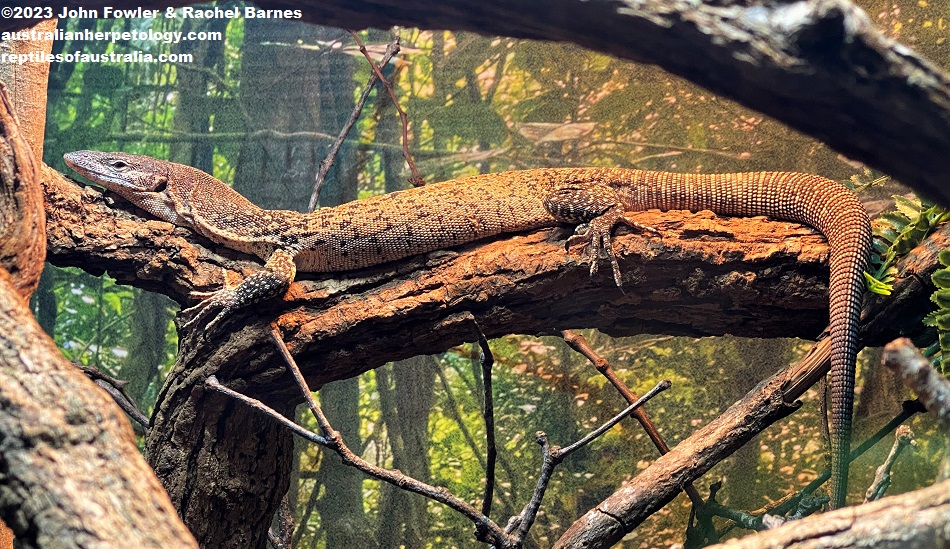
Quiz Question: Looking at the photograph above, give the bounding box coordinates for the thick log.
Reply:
[0,85,195,547]
[45,168,844,387]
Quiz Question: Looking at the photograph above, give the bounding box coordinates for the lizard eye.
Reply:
[109,160,129,170]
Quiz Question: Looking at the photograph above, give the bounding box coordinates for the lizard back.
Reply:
[293,170,557,272]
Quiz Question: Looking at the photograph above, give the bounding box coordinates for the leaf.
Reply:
[893,195,923,218]
[939,249,950,267]
[932,288,950,308]
[872,239,892,255]
[879,212,911,232]
[864,271,893,295]
[921,339,940,358]
[932,268,950,289]
[922,309,940,327]
[873,226,899,243]
[940,330,950,351]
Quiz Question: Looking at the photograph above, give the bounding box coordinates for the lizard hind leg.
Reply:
[543,181,656,287]
[180,249,297,333]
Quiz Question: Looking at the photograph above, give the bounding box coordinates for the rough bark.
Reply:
[706,478,950,549]
[9,0,950,205]
[0,77,44,301]
[0,269,197,548]
[0,83,196,547]
[45,161,947,546]
[46,167,854,386]
[553,224,950,548]
[0,19,54,164]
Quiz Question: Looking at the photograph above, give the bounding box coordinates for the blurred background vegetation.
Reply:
[35,1,949,546]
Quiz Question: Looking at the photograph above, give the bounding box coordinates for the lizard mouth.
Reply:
[63,151,150,192]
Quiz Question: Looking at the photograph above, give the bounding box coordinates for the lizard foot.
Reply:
[179,259,295,335]
[180,287,241,334]
[565,209,658,287]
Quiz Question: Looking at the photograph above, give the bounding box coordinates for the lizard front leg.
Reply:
[542,180,656,286]
[181,248,297,333]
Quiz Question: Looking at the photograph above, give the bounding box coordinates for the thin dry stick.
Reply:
[865,424,915,503]
[210,325,671,547]
[76,363,150,429]
[883,337,950,479]
[308,37,402,212]
[350,31,424,186]
[261,325,511,546]
[434,361,489,471]
[506,380,672,544]
[478,335,498,518]
[769,399,925,515]
[208,365,510,545]
[560,330,704,507]
[708,398,923,537]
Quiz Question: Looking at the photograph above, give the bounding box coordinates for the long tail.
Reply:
[623,170,871,508]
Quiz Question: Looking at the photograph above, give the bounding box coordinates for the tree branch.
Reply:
[702,477,950,549]
[46,168,858,387]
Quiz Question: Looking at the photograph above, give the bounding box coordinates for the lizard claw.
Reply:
[180,287,241,334]
[179,267,248,335]
[565,210,658,288]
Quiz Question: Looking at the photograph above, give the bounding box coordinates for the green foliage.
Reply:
[866,194,950,295]
[864,193,950,374]
[921,250,950,373]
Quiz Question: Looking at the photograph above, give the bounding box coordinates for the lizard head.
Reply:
[64,150,182,224]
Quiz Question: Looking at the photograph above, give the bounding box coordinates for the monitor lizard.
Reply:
[63,150,871,509]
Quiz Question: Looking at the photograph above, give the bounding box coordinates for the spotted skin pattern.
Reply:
[63,151,870,509]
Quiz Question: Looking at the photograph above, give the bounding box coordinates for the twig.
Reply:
[206,370,511,546]
[434,361,489,472]
[689,482,743,545]
[308,37,402,212]
[865,425,916,503]
[883,338,950,479]
[478,333,498,518]
[206,376,329,446]
[265,325,511,546]
[560,330,704,506]
[429,354,516,509]
[349,31,423,186]
[76,362,150,429]
[506,380,671,543]
[771,399,925,515]
[883,338,950,427]
[710,399,925,538]
[213,325,669,547]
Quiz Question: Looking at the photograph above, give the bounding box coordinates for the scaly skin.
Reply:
[63,150,870,509]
